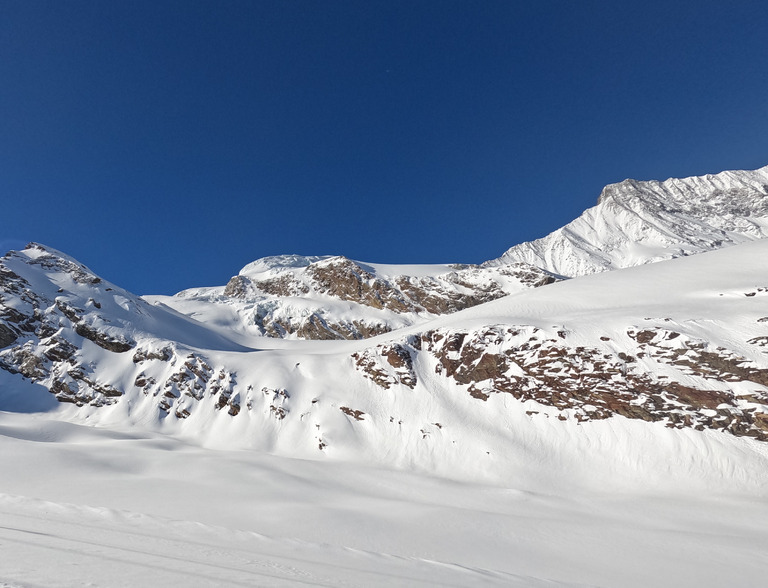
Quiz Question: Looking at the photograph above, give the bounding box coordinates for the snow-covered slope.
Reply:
[3,240,768,490]
[5,206,768,585]
[4,415,766,588]
[150,254,557,341]
[489,164,768,276]
[152,165,768,342]
[0,243,250,408]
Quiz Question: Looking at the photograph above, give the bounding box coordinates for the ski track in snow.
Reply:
[0,496,507,587]
[1,413,768,587]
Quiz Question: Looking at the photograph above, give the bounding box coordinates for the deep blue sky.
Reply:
[2,1,767,294]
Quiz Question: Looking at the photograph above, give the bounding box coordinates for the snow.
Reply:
[4,240,768,584]
[237,254,462,281]
[156,253,554,342]
[4,166,768,585]
[490,164,768,276]
[1,411,767,587]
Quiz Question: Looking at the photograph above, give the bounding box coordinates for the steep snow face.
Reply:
[489,165,768,276]
[153,255,557,340]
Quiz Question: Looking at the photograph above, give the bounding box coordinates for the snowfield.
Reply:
[1,410,768,588]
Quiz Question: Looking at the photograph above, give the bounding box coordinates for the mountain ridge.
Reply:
[2,164,768,486]
[489,164,768,276]
[2,238,768,484]
[156,254,558,341]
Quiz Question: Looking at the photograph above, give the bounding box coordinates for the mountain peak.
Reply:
[239,254,330,276]
[493,164,768,276]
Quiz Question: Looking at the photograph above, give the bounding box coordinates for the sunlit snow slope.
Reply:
[2,240,768,492]
[489,164,768,276]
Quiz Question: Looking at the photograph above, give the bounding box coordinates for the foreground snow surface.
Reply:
[0,411,767,587]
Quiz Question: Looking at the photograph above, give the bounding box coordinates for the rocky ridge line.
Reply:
[490,164,768,277]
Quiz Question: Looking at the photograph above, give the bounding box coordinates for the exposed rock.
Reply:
[353,341,418,390]
[25,245,102,285]
[254,274,309,297]
[42,337,78,362]
[55,300,82,323]
[308,258,413,312]
[1,345,47,379]
[340,406,365,421]
[223,275,251,298]
[74,323,134,353]
[0,323,17,348]
[411,325,768,440]
[133,346,173,363]
[256,311,393,341]
[262,387,290,420]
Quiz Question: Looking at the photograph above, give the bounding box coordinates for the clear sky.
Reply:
[2,1,767,294]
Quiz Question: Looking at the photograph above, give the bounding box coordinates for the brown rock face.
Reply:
[254,274,310,297]
[219,256,559,341]
[352,324,768,441]
[0,323,17,348]
[307,258,413,312]
[304,257,557,317]
[340,406,365,421]
[257,313,392,341]
[74,323,134,353]
[223,275,250,298]
[353,341,418,390]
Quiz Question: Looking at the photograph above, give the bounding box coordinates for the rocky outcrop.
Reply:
[352,324,768,441]
[0,245,138,406]
[74,323,134,353]
[0,323,17,348]
[257,313,392,341]
[353,341,418,390]
[194,255,560,341]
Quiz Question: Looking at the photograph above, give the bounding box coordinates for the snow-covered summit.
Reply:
[489,164,768,276]
[165,254,557,340]
[238,254,329,275]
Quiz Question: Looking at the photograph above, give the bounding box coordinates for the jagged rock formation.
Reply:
[159,254,557,341]
[489,165,768,276]
[0,244,241,411]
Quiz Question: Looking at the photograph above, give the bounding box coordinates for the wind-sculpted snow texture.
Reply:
[490,164,768,276]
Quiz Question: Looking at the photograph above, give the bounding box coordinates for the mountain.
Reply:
[2,237,768,483]
[488,164,768,276]
[152,165,768,344]
[2,164,768,470]
[149,254,557,341]
[4,166,768,587]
